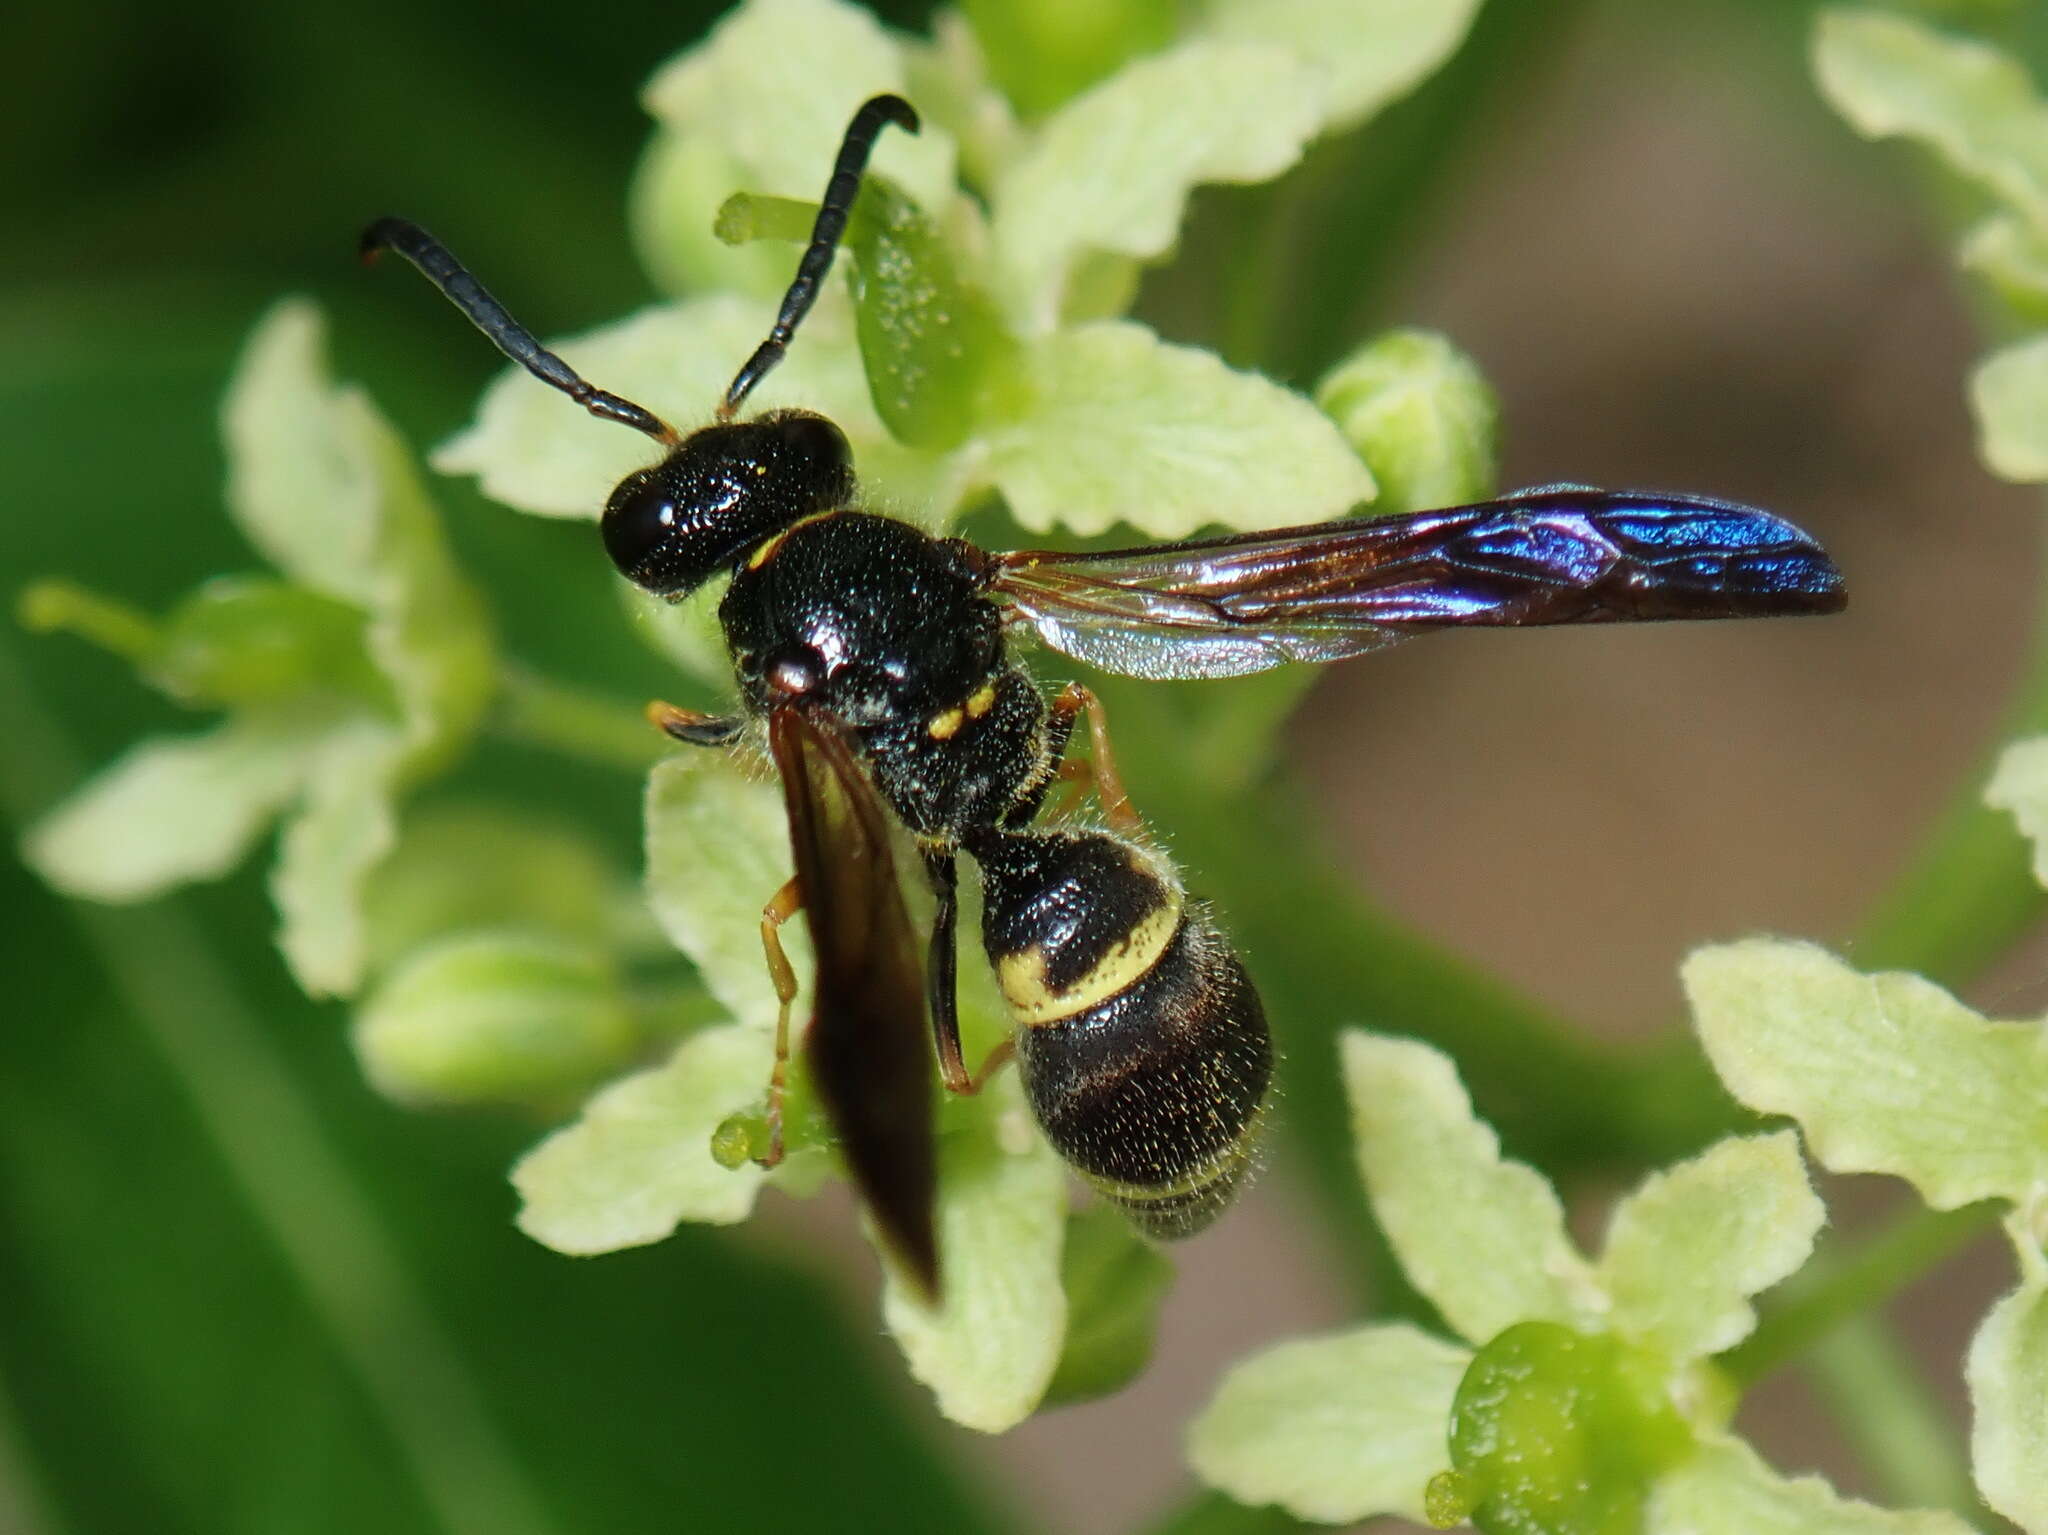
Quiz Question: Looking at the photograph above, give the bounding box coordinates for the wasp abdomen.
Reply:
[970,829,1272,1239]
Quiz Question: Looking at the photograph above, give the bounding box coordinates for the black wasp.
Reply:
[364,95,1845,1297]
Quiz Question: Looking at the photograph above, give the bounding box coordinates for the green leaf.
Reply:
[1812,8,2048,235]
[960,0,1177,120]
[641,0,957,217]
[1041,1205,1175,1407]
[511,1022,773,1251]
[361,801,627,977]
[1597,1133,1825,1365]
[22,712,320,902]
[989,42,1325,331]
[1965,1207,2048,1534]
[1342,1031,1600,1346]
[1449,1322,1692,1535]
[271,719,405,997]
[1683,940,2048,1208]
[1649,1434,1973,1534]
[876,1083,1066,1433]
[985,320,1374,538]
[434,295,968,528]
[1971,333,2048,483]
[352,932,639,1109]
[1315,328,1497,513]
[1186,1322,1469,1524]
[643,752,803,1028]
[1204,0,1487,134]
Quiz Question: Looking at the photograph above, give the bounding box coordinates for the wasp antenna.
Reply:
[360,217,680,447]
[719,94,920,418]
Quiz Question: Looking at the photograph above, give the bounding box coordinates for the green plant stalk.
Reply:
[1721,1203,2000,1388]
[0,637,559,1535]
[1805,1319,1985,1526]
[494,662,670,773]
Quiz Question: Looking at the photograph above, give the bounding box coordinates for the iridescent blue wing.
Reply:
[988,488,1845,680]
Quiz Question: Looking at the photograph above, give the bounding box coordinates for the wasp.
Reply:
[363,94,1845,1297]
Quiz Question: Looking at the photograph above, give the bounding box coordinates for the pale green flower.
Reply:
[427,0,1528,546]
[1685,940,2048,1534]
[1189,1032,1963,1533]
[21,301,493,997]
[1814,8,2048,484]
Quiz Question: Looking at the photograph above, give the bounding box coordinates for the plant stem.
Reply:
[1722,1203,2000,1388]
[493,662,668,773]
[1805,1318,1986,1525]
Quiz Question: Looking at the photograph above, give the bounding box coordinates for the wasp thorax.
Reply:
[600,410,855,596]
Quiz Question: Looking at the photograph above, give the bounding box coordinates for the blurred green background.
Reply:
[6,1,2047,1532]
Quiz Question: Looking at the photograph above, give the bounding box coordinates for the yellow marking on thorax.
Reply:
[965,681,998,719]
[997,881,1184,1026]
[745,510,837,570]
[928,706,965,740]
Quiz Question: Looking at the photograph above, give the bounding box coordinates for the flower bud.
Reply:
[354,933,639,1110]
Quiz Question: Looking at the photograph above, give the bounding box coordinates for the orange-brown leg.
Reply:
[648,699,744,747]
[1048,682,1140,835]
[757,877,803,1166]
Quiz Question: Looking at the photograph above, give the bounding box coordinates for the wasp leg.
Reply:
[924,848,1020,1096]
[757,877,804,1166]
[647,699,746,747]
[1048,682,1139,835]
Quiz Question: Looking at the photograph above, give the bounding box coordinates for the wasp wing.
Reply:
[989,487,1846,680]
[767,704,939,1298]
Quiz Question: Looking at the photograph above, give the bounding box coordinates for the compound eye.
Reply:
[600,468,679,582]
[771,412,853,496]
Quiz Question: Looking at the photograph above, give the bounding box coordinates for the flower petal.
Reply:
[642,0,956,215]
[643,751,801,1030]
[985,320,1374,538]
[221,301,381,605]
[1987,735,2048,886]
[1650,1433,1973,1535]
[1187,1323,1470,1524]
[511,1022,773,1252]
[22,713,321,902]
[1971,334,2048,484]
[1342,1031,1601,1346]
[1966,1204,2048,1535]
[875,1083,1067,1433]
[1204,0,1486,135]
[271,718,406,996]
[1598,1132,1825,1363]
[1813,9,2048,236]
[1683,939,2048,1208]
[990,41,1324,330]
[342,391,494,767]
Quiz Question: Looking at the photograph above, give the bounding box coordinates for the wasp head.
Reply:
[600,410,855,596]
